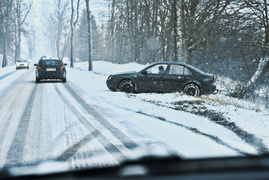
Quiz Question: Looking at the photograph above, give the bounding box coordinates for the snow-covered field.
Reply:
[0,60,269,166]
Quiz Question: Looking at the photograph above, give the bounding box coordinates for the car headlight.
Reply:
[107,75,113,80]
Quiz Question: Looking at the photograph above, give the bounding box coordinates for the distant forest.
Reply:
[103,0,269,85]
[1,0,269,101]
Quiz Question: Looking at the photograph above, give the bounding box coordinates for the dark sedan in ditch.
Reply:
[106,62,217,96]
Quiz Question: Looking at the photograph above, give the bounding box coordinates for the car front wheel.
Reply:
[119,80,135,93]
[183,83,200,96]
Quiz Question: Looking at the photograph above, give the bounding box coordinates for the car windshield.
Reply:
[1,0,269,178]
[17,59,27,62]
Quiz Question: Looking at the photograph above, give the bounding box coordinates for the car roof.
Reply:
[150,61,190,67]
[40,58,61,61]
[148,61,205,73]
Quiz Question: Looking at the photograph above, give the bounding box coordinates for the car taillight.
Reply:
[210,77,214,84]
[61,66,64,69]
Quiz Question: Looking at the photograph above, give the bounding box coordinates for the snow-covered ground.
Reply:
[71,61,269,156]
[0,60,269,168]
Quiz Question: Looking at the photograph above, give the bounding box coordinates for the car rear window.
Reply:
[40,60,62,66]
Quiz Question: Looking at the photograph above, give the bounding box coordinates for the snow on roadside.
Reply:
[0,54,15,76]
[70,61,269,157]
[74,61,146,76]
[79,61,269,146]
[0,65,30,93]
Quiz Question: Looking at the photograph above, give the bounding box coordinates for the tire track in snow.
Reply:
[55,133,96,161]
[143,99,269,155]
[54,85,138,162]
[0,70,36,168]
[62,83,139,150]
[0,70,32,100]
[4,85,38,167]
[101,103,248,156]
[136,111,250,156]
[87,92,249,156]
[0,71,16,80]
[0,114,12,149]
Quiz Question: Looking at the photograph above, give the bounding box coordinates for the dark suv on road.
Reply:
[34,57,67,83]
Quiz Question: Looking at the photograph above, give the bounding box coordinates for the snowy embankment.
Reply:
[69,60,269,157]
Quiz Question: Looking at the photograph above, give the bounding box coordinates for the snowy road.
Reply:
[0,61,268,170]
[0,67,161,169]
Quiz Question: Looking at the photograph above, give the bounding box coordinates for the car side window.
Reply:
[184,68,192,75]
[169,65,192,75]
[146,64,167,75]
[169,65,184,75]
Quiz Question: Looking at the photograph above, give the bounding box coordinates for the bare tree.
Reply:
[14,0,32,62]
[45,0,69,58]
[1,0,14,67]
[242,0,269,90]
[70,0,80,68]
[26,25,35,59]
[179,0,231,67]
[106,0,178,64]
[55,0,69,57]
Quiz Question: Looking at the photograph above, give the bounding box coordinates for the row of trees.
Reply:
[103,0,269,95]
[45,0,97,71]
[0,0,31,67]
[105,0,179,64]
[0,0,96,71]
[1,0,268,98]
[41,0,269,89]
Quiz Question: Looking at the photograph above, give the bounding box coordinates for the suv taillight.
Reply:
[210,77,214,84]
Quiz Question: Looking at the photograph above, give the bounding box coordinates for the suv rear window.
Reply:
[40,60,62,66]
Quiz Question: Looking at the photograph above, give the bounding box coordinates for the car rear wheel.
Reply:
[183,83,200,96]
[36,77,40,83]
[119,80,135,93]
[62,78,66,83]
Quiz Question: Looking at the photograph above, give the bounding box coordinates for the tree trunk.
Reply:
[70,0,80,67]
[14,0,31,61]
[1,0,13,67]
[70,0,74,67]
[247,54,269,89]
[85,0,92,71]
[172,0,178,61]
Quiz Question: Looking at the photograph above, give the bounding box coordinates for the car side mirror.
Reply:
[64,63,67,66]
[34,64,37,66]
[141,71,147,76]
